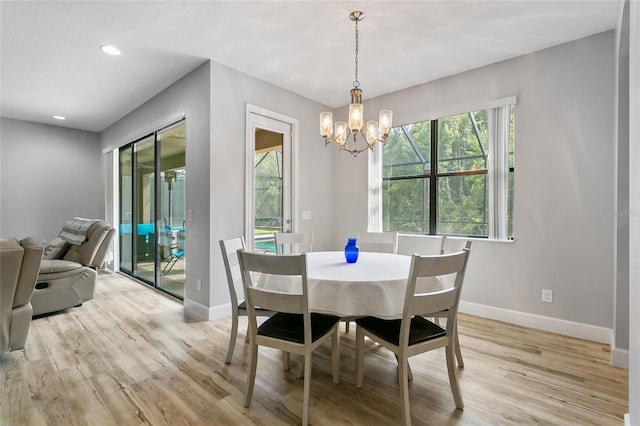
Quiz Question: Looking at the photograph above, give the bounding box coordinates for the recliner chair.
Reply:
[1,236,44,354]
[32,220,115,316]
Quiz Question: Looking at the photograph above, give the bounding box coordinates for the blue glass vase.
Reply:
[344,238,359,263]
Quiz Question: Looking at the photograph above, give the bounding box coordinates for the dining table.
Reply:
[257,251,445,319]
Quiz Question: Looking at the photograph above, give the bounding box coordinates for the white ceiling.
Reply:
[0,0,619,133]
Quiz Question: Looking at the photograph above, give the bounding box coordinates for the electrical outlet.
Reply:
[196,279,202,291]
[542,289,553,303]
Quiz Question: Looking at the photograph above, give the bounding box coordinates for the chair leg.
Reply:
[398,355,412,426]
[302,351,313,426]
[331,327,340,384]
[395,354,413,382]
[243,343,259,408]
[436,316,464,367]
[355,326,365,388]
[454,324,464,367]
[446,345,464,409]
[225,313,239,364]
[295,357,304,378]
[344,320,350,333]
[163,256,179,274]
[283,351,291,371]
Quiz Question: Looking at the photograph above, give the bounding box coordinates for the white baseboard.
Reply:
[459,300,612,344]
[184,298,230,321]
[188,298,613,344]
[611,347,630,369]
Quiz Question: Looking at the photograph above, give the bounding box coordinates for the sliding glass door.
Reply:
[119,120,186,299]
[158,123,186,295]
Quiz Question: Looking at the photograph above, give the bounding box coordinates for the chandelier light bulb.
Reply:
[320,112,333,137]
[379,110,393,136]
[367,121,379,141]
[348,103,364,132]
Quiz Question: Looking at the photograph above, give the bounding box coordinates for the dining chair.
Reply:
[356,231,399,254]
[237,250,340,426]
[435,237,473,367]
[355,248,471,426]
[219,237,275,364]
[274,231,313,254]
[396,234,445,256]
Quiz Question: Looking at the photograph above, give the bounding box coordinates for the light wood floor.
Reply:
[1,271,628,425]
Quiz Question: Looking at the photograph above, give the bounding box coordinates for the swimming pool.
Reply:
[254,238,276,253]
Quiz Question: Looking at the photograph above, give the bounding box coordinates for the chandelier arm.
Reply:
[362,125,389,145]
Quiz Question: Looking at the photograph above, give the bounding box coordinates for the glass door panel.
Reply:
[119,145,133,272]
[158,123,186,298]
[133,135,156,283]
[254,132,283,253]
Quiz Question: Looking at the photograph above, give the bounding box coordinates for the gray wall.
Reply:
[624,0,639,420]
[99,60,336,316]
[0,117,102,241]
[100,62,211,307]
[615,0,630,363]
[208,60,336,311]
[333,32,616,334]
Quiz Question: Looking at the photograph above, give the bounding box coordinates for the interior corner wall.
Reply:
[0,117,102,241]
[208,60,336,314]
[100,61,211,309]
[333,31,616,334]
[614,0,631,365]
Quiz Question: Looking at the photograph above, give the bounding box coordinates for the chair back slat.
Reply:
[238,250,306,275]
[397,234,444,256]
[357,231,399,254]
[441,237,471,254]
[274,231,313,254]
[410,250,469,278]
[238,250,309,321]
[246,287,304,314]
[411,287,458,316]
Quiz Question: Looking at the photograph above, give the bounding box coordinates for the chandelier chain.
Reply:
[353,17,360,88]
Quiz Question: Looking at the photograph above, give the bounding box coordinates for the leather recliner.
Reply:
[32,220,115,316]
[1,237,45,354]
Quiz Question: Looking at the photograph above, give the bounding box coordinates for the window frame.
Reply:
[369,97,515,240]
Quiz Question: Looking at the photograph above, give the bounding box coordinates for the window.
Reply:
[373,101,514,240]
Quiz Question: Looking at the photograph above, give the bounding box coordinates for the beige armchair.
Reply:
[32,220,114,316]
[1,237,45,354]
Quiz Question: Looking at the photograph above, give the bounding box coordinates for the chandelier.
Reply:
[320,11,393,156]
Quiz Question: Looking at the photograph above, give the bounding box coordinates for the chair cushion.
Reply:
[39,259,84,274]
[356,315,445,346]
[258,312,340,344]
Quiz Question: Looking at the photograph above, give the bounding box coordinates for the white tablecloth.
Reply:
[257,251,444,319]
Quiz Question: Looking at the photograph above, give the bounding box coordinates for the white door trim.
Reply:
[245,104,299,249]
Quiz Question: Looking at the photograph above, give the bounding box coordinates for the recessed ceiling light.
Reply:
[100,45,121,56]
[53,115,66,120]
